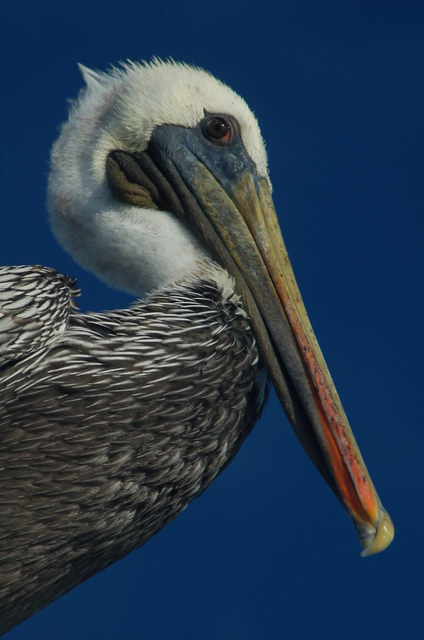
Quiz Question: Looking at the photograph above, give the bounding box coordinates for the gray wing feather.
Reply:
[0,265,79,367]
[0,281,265,633]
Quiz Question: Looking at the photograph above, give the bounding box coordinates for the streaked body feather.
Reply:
[0,266,267,633]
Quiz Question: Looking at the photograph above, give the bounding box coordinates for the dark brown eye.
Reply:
[202,116,232,143]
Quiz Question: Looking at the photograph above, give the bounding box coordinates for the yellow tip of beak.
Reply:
[360,509,395,557]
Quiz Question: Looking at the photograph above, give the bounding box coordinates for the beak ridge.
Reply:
[211,169,394,555]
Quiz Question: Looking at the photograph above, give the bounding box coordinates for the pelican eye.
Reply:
[202,115,233,144]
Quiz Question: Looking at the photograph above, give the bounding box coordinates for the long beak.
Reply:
[107,146,394,555]
[189,166,394,556]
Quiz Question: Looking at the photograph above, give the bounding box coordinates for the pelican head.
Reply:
[48,60,267,296]
[48,59,393,555]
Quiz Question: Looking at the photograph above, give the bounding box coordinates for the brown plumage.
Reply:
[0,272,265,633]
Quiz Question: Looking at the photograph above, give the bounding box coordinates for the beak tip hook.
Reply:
[360,508,395,558]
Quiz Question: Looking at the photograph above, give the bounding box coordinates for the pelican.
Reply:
[0,60,393,634]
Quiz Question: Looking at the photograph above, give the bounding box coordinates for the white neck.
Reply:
[49,192,213,296]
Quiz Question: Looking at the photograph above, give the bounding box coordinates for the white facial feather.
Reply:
[48,60,269,296]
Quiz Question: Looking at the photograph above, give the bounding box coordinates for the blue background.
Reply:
[1,1,423,638]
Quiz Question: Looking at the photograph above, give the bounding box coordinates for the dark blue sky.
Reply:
[1,2,423,638]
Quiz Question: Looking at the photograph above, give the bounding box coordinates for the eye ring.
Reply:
[202,115,234,145]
